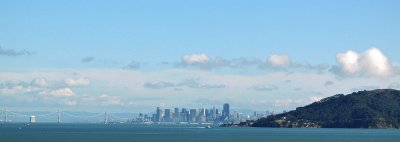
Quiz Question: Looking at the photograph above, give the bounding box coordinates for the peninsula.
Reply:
[252,89,400,128]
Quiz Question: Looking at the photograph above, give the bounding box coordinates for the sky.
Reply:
[1,0,400,114]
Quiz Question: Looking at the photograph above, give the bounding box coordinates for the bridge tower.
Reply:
[4,108,7,123]
[57,109,61,124]
[104,112,108,124]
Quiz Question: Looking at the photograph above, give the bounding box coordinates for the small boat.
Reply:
[205,125,211,129]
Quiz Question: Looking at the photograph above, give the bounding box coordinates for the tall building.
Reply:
[164,109,171,122]
[199,108,205,116]
[152,114,156,122]
[180,108,188,122]
[156,107,162,122]
[189,109,197,122]
[222,103,230,121]
[144,114,150,122]
[198,108,206,123]
[138,113,144,122]
[30,115,36,123]
[211,106,216,119]
[4,108,7,123]
[205,109,211,121]
[174,107,180,122]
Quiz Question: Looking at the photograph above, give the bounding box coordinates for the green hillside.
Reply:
[252,89,400,128]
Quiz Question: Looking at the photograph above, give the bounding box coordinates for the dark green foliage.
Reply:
[252,89,400,128]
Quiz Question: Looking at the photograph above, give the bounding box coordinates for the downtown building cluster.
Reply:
[136,103,230,124]
[135,103,274,124]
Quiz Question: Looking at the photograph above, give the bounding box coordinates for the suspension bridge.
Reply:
[0,108,133,124]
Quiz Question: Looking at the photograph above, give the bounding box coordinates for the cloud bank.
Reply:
[144,79,226,90]
[182,54,209,64]
[267,55,291,68]
[332,48,393,77]
[64,78,90,86]
[249,85,278,91]
[179,53,326,71]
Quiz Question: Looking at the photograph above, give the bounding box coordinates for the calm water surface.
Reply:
[0,123,399,142]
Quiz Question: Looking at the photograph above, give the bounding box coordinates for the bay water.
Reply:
[0,123,399,142]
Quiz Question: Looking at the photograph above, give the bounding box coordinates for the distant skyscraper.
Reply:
[30,115,36,123]
[174,108,179,115]
[174,107,180,122]
[211,106,216,119]
[144,114,150,122]
[199,108,205,116]
[198,108,206,123]
[181,108,188,122]
[189,109,197,122]
[138,113,144,122]
[152,114,156,122]
[57,109,61,124]
[181,108,187,113]
[222,103,230,121]
[164,109,172,122]
[104,112,108,124]
[4,108,7,123]
[156,107,162,122]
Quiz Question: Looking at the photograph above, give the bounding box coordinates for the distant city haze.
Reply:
[1,103,275,123]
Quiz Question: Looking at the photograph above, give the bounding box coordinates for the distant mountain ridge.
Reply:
[252,89,400,128]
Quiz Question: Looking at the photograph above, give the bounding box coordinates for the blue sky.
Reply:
[1,0,400,113]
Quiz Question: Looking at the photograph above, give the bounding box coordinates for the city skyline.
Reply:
[1,0,400,113]
[1,103,274,123]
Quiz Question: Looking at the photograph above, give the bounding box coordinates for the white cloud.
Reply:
[177,79,226,89]
[309,96,324,103]
[179,53,327,72]
[144,81,175,89]
[31,78,49,87]
[40,88,75,97]
[267,55,291,67]
[334,47,392,77]
[249,85,278,91]
[180,54,262,70]
[182,54,209,64]
[144,79,226,90]
[64,78,90,86]
[0,85,36,96]
[336,50,359,74]
[264,54,329,72]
